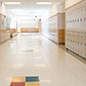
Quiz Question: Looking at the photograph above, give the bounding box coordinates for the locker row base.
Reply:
[42,34,65,45]
[66,48,86,60]
[0,38,10,45]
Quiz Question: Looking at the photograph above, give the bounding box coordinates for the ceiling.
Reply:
[3,0,64,21]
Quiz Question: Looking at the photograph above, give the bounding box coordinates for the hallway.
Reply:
[0,33,86,86]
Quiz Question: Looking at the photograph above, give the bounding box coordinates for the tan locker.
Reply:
[72,30,75,51]
[73,30,75,52]
[65,31,67,48]
[70,30,72,50]
[77,31,80,54]
[76,31,78,53]
[67,31,68,48]
[65,1,86,59]
[67,31,69,48]
[66,30,69,48]
[79,31,84,56]
[66,30,68,48]
[80,31,84,57]
[69,30,71,49]
[72,30,74,51]
[74,31,77,53]
[75,30,77,52]
[71,30,73,50]
[79,31,81,56]
[84,32,86,58]
[69,31,70,49]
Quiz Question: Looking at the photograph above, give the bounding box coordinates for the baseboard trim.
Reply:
[42,34,57,45]
[0,38,10,45]
[66,48,86,60]
[42,34,65,45]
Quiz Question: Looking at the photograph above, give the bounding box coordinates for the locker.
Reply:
[65,0,86,59]
[80,31,84,57]
[77,31,80,54]
[78,31,82,56]
[73,31,75,52]
[69,30,71,49]
[68,31,70,49]
[74,31,77,53]
[65,31,68,48]
[76,31,78,53]
[72,30,75,51]
[71,30,73,50]
[67,31,70,49]
[67,31,69,48]
[69,31,71,49]
[84,32,86,58]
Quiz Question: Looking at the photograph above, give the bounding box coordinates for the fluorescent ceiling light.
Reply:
[36,2,52,5]
[5,2,21,5]
[18,17,34,19]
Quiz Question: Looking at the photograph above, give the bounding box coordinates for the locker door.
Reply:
[79,31,82,56]
[73,31,76,52]
[84,32,86,58]
[71,30,73,51]
[80,31,84,57]
[78,31,80,55]
[68,31,70,49]
[75,31,77,53]
[70,30,72,50]
[76,31,78,53]
[69,30,71,50]
[66,30,68,48]
[67,30,69,49]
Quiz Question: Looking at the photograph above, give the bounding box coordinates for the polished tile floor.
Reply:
[0,33,86,86]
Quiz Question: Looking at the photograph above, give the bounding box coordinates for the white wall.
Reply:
[0,3,17,29]
[6,11,17,29]
[0,3,6,15]
[42,1,65,21]
[18,22,38,28]
[65,0,83,9]
[49,1,65,17]
[16,15,39,29]
[49,3,59,17]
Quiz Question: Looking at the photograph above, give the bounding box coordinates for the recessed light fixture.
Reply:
[5,2,21,5]
[36,2,52,5]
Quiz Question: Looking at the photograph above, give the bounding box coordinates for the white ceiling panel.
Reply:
[3,0,64,20]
